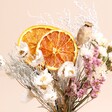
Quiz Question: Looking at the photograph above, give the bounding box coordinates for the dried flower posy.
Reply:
[0,21,112,112]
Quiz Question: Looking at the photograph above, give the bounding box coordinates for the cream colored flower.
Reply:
[30,50,44,67]
[43,85,57,102]
[93,32,108,46]
[80,45,93,57]
[99,46,107,57]
[58,61,77,78]
[94,64,107,79]
[33,69,53,86]
[17,42,29,57]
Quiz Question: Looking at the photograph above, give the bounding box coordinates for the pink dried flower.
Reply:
[65,78,80,97]
[77,89,86,98]
[83,56,93,77]
[65,83,77,97]
[90,90,98,98]
[83,81,91,89]
[83,47,102,79]
[90,78,105,99]
[91,57,102,66]
[65,78,76,96]
[93,47,99,57]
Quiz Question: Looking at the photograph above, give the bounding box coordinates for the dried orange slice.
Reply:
[37,30,78,70]
[17,25,58,63]
[18,25,58,55]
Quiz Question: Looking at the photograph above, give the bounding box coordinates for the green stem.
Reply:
[72,93,90,111]
[75,99,92,112]
[78,67,84,81]
[68,97,72,112]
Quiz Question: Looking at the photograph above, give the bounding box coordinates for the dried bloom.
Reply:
[77,89,86,98]
[93,32,108,46]
[90,90,98,98]
[90,78,105,99]
[92,57,102,67]
[43,85,57,102]
[33,69,53,86]
[83,47,102,78]
[80,44,93,57]
[93,64,107,79]
[30,50,44,67]
[58,61,77,78]
[83,81,91,89]
[65,77,78,96]
[83,56,93,77]
[16,42,29,57]
[2,19,112,112]
[0,55,5,70]
[93,47,99,57]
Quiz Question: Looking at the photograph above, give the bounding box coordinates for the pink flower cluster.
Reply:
[65,47,105,99]
[90,77,105,98]
[83,47,101,79]
[66,78,90,98]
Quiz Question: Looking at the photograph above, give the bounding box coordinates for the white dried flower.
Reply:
[58,61,77,78]
[0,55,5,70]
[33,69,53,86]
[30,50,44,67]
[16,42,29,57]
[94,64,107,80]
[93,32,108,46]
[80,45,93,57]
[43,85,57,102]
[99,46,107,57]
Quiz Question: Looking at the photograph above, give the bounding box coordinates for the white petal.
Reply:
[42,68,48,74]
[43,86,57,101]
[64,66,76,77]
[93,32,108,46]
[58,61,77,78]
[80,45,93,57]
[36,50,43,59]
[31,50,44,67]
[33,75,43,86]
[17,42,29,57]
[33,69,53,86]
[94,64,107,79]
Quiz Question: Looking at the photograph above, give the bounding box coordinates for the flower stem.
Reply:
[72,93,90,111]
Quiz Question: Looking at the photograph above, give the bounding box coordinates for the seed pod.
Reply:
[76,22,93,47]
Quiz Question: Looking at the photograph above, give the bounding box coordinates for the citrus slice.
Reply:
[17,25,58,63]
[18,25,58,55]
[37,30,78,70]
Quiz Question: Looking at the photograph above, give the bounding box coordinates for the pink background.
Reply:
[0,0,112,112]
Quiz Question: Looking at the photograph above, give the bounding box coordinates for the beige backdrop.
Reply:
[0,0,112,112]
